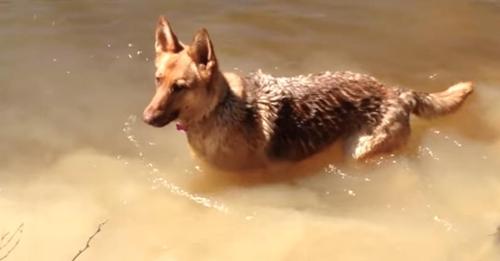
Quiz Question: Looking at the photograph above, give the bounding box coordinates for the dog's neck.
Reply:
[206,70,230,115]
[184,70,248,129]
[182,70,233,128]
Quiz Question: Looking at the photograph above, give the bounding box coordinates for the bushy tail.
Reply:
[411,82,473,118]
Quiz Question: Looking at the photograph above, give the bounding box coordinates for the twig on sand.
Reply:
[0,223,24,261]
[71,220,108,261]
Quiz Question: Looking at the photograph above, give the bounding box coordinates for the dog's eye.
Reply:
[155,77,163,85]
[172,83,184,93]
[172,81,187,93]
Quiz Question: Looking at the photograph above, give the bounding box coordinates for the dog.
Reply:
[143,16,473,171]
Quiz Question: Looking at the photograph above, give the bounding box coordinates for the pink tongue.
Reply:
[176,122,188,132]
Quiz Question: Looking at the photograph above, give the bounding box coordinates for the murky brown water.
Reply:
[1,0,500,260]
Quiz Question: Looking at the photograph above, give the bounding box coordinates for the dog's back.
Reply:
[247,71,389,161]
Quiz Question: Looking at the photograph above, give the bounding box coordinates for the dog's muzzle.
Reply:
[143,109,180,128]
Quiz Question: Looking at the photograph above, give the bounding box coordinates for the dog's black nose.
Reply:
[143,109,160,126]
[143,109,172,128]
[143,114,162,127]
[143,112,154,124]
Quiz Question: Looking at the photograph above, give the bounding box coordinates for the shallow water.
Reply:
[1,0,500,260]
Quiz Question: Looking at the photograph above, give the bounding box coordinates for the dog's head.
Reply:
[143,16,219,128]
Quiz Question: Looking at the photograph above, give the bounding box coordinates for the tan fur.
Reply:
[143,16,473,171]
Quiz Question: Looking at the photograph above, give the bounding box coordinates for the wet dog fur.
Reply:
[143,16,473,171]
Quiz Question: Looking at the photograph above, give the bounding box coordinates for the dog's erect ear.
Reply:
[155,16,183,53]
[188,28,217,72]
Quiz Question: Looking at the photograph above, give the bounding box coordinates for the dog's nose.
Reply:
[143,109,156,125]
[143,107,168,127]
[143,114,153,124]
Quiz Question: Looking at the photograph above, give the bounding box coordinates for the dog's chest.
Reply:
[186,120,264,169]
[187,125,228,157]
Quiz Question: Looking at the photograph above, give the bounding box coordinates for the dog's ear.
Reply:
[155,16,183,53]
[188,28,217,73]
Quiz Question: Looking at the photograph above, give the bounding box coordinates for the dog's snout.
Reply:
[143,105,179,128]
[143,112,154,124]
[143,107,160,125]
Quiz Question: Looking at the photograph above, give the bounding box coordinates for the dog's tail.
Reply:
[407,82,473,118]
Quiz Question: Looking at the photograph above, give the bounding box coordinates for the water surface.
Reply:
[1,0,500,260]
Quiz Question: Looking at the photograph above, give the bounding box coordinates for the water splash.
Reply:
[121,115,229,213]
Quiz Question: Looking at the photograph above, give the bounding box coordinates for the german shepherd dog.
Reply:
[143,16,473,171]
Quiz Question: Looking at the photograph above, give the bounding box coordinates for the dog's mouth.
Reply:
[144,110,180,128]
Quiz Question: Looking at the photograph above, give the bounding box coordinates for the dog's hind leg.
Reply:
[349,106,411,160]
